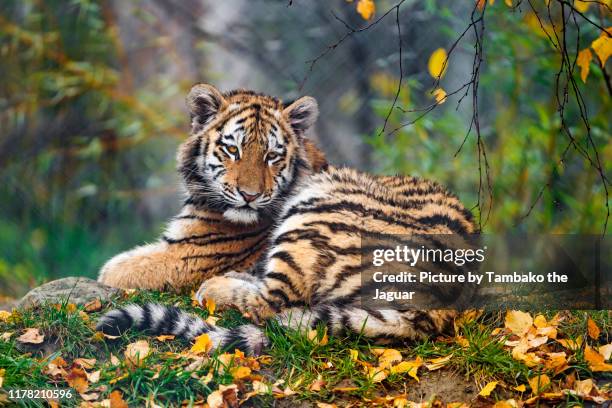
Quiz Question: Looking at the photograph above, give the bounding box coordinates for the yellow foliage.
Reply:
[587,317,600,340]
[190,333,213,355]
[125,340,151,366]
[428,48,448,79]
[356,0,376,20]
[433,88,447,104]
[389,357,422,381]
[478,381,498,397]
[528,374,550,395]
[504,310,533,335]
[573,0,590,13]
[584,345,612,372]
[591,34,611,66]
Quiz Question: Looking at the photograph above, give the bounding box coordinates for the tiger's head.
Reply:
[178,83,326,224]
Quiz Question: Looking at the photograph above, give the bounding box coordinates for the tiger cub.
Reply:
[97,88,475,355]
[97,84,327,291]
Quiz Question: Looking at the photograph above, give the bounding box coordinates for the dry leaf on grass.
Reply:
[74,358,96,370]
[155,335,175,342]
[528,374,550,395]
[309,375,326,391]
[307,328,329,346]
[598,343,612,360]
[557,336,583,351]
[109,353,120,366]
[478,381,498,397]
[584,345,612,372]
[425,354,453,371]
[65,367,89,393]
[372,348,402,368]
[17,328,44,344]
[109,390,129,408]
[125,340,151,366]
[587,318,600,340]
[0,332,13,342]
[389,357,422,381]
[45,356,68,378]
[80,392,100,401]
[0,311,11,322]
[505,310,533,336]
[84,298,102,312]
[190,333,213,355]
[231,366,251,379]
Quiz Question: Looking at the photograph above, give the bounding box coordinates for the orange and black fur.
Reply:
[98,85,475,355]
[98,84,327,291]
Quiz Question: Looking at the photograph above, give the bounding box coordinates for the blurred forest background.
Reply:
[0,0,610,298]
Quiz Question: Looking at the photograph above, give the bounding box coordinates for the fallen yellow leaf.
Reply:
[505,310,533,336]
[598,343,612,360]
[0,332,13,342]
[543,351,568,374]
[574,378,594,395]
[74,358,96,369]
[557,336,582,351]
[125,340,151,366]
[428,48,448,79]
[528,374,550,395]
[584,345,612,372]
[349,349,359,361]
[447,403,469,408]
[207,390,223,408]
[206,298,216,315]
[587,317,600,340]
[65,367,89,393]
[109,390,129,408]
[425,354,453,371]
[231,366,251,379]
[367,366,387,383]
[373,348,402,369]
[307,328,329,346]
[190,333,213,355]
[356,0,375,20]
[0,368,4,388]
[478,381,498,397]
[83,298,102,312]
[389,357,422,381]
[17,328,44,344]
[493,400,518,408]
[309,375,325,391]
[513,384,526,392]
[155,335,175,342]
[0,311,11,322]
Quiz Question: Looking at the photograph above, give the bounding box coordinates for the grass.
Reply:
[0,292,610,407]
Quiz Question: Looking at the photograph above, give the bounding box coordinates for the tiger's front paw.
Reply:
[195,276,273,323]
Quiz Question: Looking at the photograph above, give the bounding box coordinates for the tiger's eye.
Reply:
[267,152,278,161]
[227,146,238,154]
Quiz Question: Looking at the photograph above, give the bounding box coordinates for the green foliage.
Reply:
[0,0,185,295]
[366,1,611,233]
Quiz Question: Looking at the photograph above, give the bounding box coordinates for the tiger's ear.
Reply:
[187,83,227,133]
[283,96,318,135]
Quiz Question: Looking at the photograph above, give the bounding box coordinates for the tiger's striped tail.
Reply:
[96,303,269,355]
[274,304,457,342]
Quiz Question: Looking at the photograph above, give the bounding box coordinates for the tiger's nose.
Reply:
[238,189,261,203]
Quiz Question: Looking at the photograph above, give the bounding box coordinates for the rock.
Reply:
[17,277,120,309]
